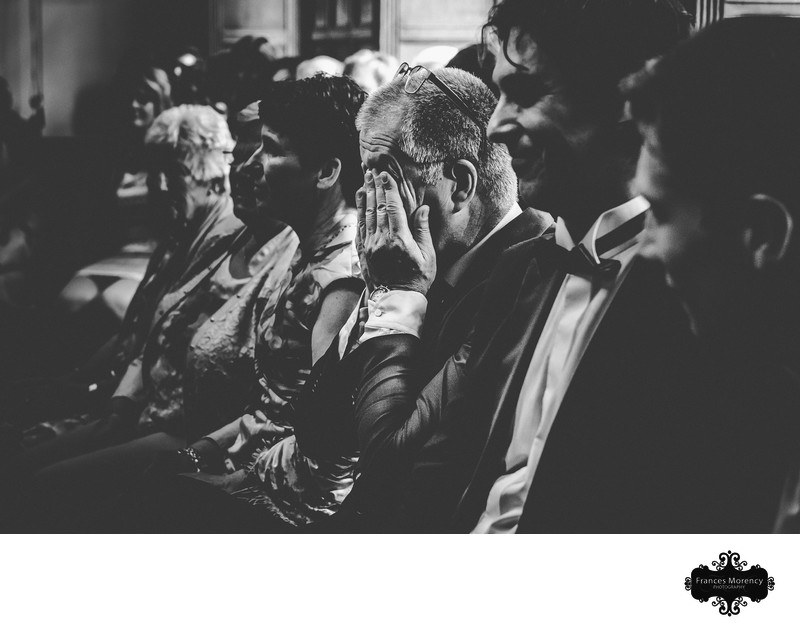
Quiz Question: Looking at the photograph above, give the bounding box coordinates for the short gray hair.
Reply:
[356,67,517,216]
[145,104,234,185]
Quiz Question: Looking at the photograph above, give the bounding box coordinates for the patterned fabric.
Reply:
[181,226,299,439]
[228,206,363,524]
[116,193,243,370]
[135,229,260,437]
[19,195,243,447]
[248,435,359,525]
[142,205,359,442]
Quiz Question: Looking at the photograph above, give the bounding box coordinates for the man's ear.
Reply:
[446,159,478,210]
[316,157,342,191]
[742,193,794,271]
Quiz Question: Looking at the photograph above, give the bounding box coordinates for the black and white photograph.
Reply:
[1,0,799,628]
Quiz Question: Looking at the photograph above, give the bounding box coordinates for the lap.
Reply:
[19,432,185,531]
[102,472,296,533]
[34,431,186,487]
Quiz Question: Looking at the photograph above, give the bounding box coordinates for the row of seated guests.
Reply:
[3,0,800,533]
[2,76,365,528]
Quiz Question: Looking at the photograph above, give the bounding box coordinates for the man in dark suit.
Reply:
[352,0,792,533]
[623,16,800,532]
[315,67,552,529]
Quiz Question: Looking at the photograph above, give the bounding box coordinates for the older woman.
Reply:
[15,76,366,529]
[11,105,241,474]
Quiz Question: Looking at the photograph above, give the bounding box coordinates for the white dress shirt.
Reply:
[472,197,649,534]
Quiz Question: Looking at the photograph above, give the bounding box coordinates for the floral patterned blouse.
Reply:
[138,205,359,441]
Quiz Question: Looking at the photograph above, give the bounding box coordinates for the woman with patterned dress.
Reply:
[10,105,242,477]
[14,76,367,530]
[114,77,376,531]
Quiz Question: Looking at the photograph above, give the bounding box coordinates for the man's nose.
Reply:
[637,210,661,261]
[231,161,263,193]
[238,151,264,182]
[487,103,521,149]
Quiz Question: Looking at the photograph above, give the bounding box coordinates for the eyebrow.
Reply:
[498,72,551,98]
[260,134,285,152]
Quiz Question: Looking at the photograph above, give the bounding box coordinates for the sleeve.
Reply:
[343,332,472,526]
[359,289,428,342]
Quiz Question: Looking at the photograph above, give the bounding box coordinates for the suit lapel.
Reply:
[454,238,565,528]
[423,209,554,369]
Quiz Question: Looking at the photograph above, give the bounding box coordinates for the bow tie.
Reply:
[553,243,621,280]
[553,212,646,281]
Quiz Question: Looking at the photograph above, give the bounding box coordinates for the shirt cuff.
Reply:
[359,289,428,343]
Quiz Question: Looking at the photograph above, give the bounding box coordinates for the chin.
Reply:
[232,206,253,223]
[517,178,554,211]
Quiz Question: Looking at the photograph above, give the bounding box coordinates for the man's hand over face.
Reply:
[357,170,436,296]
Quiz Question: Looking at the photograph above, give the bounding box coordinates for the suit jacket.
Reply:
[400,234,796,533]
[300,207,553,530]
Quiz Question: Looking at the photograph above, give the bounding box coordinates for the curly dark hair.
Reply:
[485,0,691,120]
[258,74,366,205]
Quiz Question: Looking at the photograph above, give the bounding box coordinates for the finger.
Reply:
[355,224,366,261]
[364,171,377,236]
[380,171,411,238]
[395,164,417,213]
[411,204,435,256]
[355,187,366,243]
[374,169,389,233]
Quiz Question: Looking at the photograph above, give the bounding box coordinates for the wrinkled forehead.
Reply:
[358,110,410,166]
[358,123,427,191]
[359,126,402,164]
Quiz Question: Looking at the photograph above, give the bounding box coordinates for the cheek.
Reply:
[264,163,311,197]
[640,207,709,272]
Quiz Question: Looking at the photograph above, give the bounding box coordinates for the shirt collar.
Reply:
[443,203,523,287]
[554,196,649,262]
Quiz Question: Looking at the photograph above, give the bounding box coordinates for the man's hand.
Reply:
[354,193,375,294]
[358,170,436,296]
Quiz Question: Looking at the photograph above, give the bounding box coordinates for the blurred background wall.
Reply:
[2,0,800,137]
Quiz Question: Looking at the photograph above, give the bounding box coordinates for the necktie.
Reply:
[553,212,645,280]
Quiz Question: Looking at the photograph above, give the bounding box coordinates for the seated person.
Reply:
[13,76,366,530]
[394,0,787,533]
[0,105,243,434]
[6,105,240,479]
[623,15,800,532]
[334,0,787,534]
[128,67,552,532]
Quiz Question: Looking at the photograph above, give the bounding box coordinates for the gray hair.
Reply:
[145,104,234,185]
[344,49,399,93]
[356,67,517,217]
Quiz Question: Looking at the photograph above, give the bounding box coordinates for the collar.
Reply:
[246,225,297,275]
[306,200,355,254]
[554,196,649,262]
[443,203,523,287]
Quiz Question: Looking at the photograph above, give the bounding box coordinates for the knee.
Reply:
[101,279,139,321]
[58,275,100,314]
